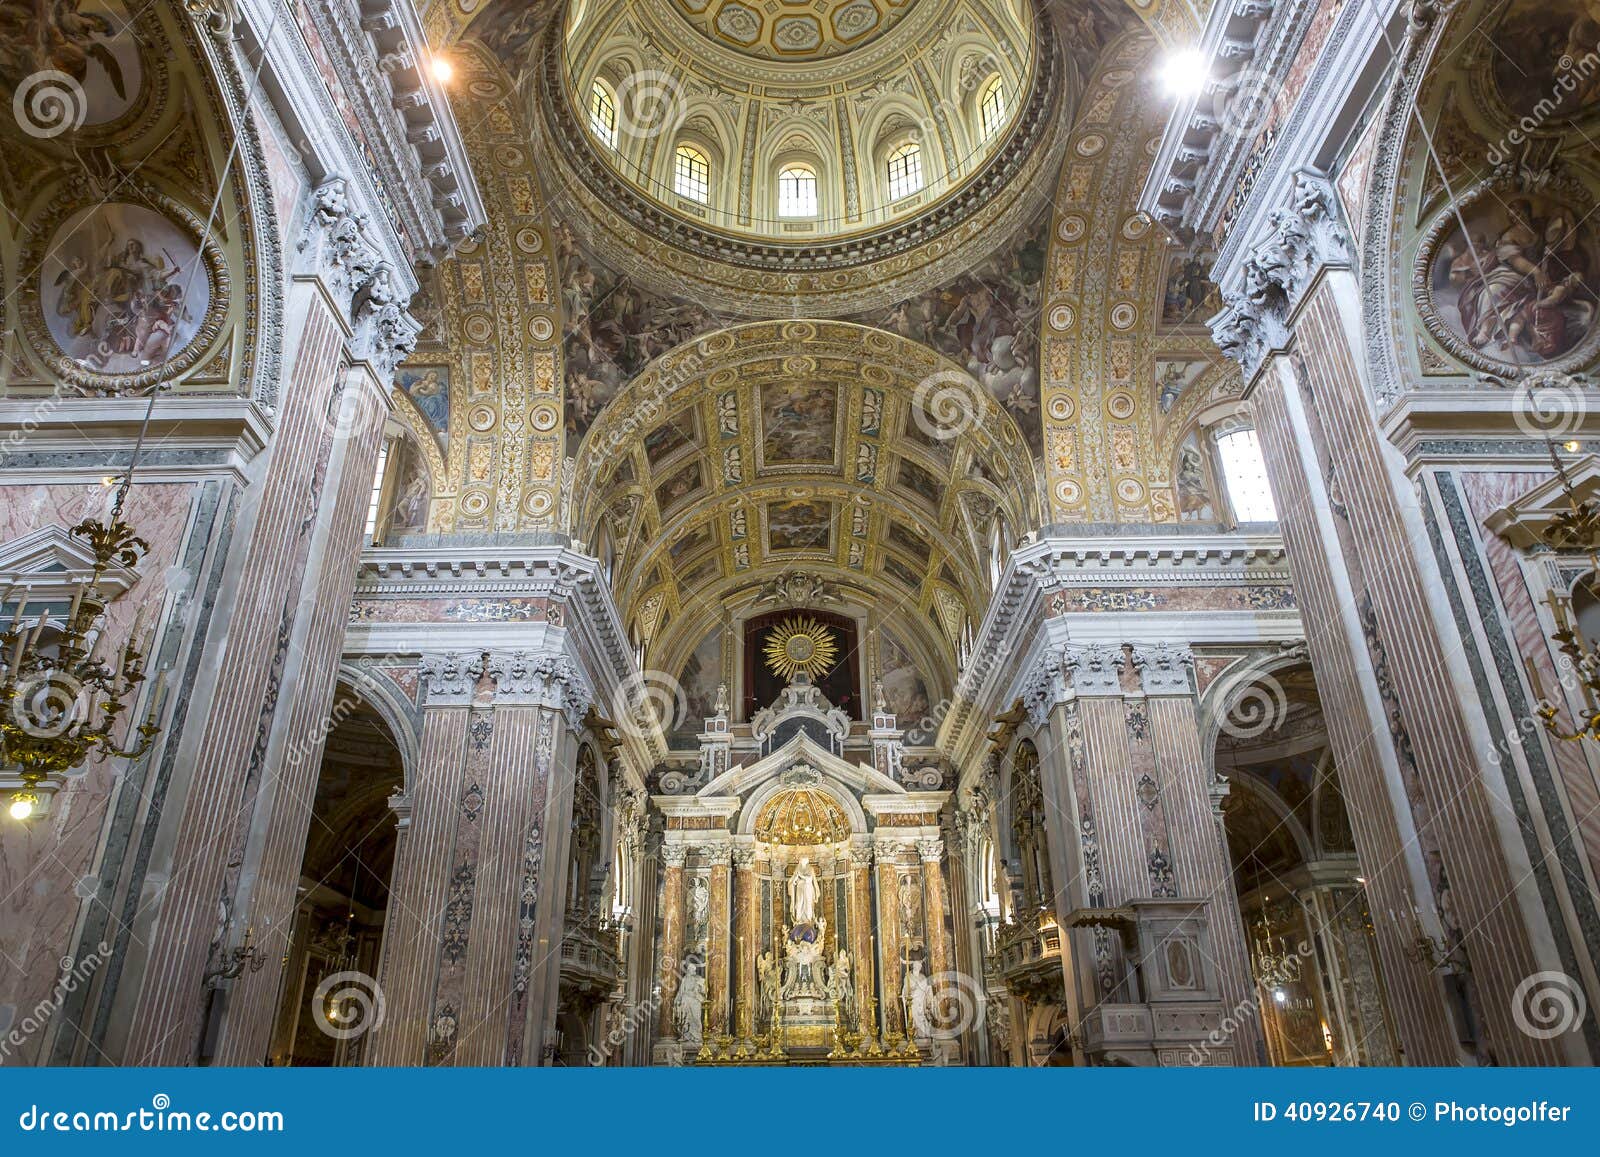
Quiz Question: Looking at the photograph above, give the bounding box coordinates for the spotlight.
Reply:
[430,55,453,84]
[1160,49,1208,98]
[9,791,39,821]
[1564,440,1582,453]
[1273,988,1287,1004]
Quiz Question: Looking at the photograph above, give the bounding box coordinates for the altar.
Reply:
[648,673,955,1065]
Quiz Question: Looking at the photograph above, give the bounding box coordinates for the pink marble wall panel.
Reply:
[0,481,197,1066]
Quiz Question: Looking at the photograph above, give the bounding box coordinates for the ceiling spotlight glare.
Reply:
[430,56,454,84]
[9,791,39,821]
[1161,49,1208,99]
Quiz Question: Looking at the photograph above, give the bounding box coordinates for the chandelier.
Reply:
[1250,909,1299,997]
[1524,442,1600,744]
[2,482,164,820]
[762,616,840,682]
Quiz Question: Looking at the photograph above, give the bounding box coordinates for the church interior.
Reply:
[0,0,1598,1069]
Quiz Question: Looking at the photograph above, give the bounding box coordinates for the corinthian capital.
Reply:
[1130,643,1195,696]
[418,651,483,707]
[485,650,594,727]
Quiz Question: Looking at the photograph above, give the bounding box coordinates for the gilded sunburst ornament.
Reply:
[763,616,839,681]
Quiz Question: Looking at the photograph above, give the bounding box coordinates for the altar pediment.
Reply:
[653,729,950,838]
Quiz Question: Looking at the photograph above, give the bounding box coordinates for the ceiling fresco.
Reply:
[402,0,1226,544]
[570,320,1037,669]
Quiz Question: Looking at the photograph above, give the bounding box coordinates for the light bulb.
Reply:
[1160,49,1208,98]
[1564,440,1581,453]
[430,56,453,84]
[9,792,38,821]
[1273,988,1287,1004]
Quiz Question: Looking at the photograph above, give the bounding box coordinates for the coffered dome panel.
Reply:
[673,0,920,62]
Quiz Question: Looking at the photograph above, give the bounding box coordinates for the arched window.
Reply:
[979,75,1007,141]
[1216,428,1278,522]
[778,164,818,217]
[886,141,923,201]
[589,80,618,148]
[674,144,710,203]
[363,441,392,543]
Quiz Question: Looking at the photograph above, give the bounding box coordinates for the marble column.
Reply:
[513,659,593,1066]
[365,660,476,1065]
[849,843,875,1030]
[874,841,905,1037]
[733,847,757,1040]
[655,844,688,1047]
[919,839,952,980]
[1212,178,1574,1064]
[124,228,417,1062]
[1134,644,1263,1065]
[706,845,732,1036]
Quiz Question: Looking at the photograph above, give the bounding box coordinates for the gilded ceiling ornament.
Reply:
[763,616,840,682]
[753,571,843,609]
[754,782,851,846]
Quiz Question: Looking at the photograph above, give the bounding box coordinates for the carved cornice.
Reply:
[294,0,484,261]
[350,541,659,764]
[1140,0,1337,236]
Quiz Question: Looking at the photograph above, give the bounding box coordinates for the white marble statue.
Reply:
[757,949,779,1030]
[674,961,706,1044]
[902,958,934,1039]
[788,857,820,926]
[828,950,856,1026]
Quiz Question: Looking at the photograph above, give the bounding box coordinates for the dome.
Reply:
[663,0,922,63]
[557,0,1041,246]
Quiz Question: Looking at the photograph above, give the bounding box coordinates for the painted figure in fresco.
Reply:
[1448,198,1596,361]
[54,228,195,371]
[0,0,128,95]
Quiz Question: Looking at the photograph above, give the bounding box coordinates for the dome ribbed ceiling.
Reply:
[674,0,921,63]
